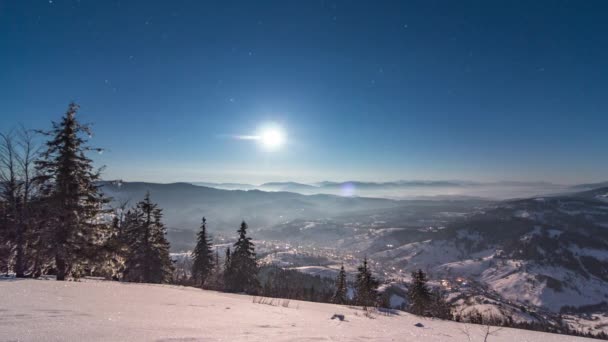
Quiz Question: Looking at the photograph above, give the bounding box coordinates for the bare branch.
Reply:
[483,325,504,342]
[459,324,473,342]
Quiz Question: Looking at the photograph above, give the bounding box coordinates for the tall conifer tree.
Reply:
[354,257,379,308]
[332,264,348,304]
[223,246,232,288]
[227,221,259,293]
[407,269,432,315]
[191,217,214,286]
[35,103,108,280]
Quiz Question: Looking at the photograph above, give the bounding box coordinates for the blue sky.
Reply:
[1,0,607,184]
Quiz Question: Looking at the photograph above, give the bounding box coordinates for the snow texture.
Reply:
[0,279,595,341]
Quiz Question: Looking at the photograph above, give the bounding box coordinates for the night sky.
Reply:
[1,0,607,184]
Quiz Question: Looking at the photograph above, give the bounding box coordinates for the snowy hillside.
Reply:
[0,279,598,342]
[255,188,608,334]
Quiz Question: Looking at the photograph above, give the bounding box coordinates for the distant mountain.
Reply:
[190,182,257,190]
[188,179,580,199]
[570,186,608,202]
[315,180,470,189]
[259,186,608,325]
[312,180,570,199]
[490,180,560,187]
[259,182,319,193]
[368,188,608,313]
[100,180,401,250]
[571,181,608,190]
[101,179,608,330]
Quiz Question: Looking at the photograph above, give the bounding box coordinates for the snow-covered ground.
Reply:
[0,279,596,341]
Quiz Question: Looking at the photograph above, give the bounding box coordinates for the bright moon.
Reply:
[259,126,285,150]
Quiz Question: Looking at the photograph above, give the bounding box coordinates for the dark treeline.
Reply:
[1,103,606,340]
[260,266,335,302]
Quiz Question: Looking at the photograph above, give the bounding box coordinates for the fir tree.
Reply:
[122,209,145,282]
[407,269,432,316]
[227,221,259,293]
[35,103,108,280]
[223,247,232,289]
[123,193,173,283]
[99,214,126,280]
[214,248,220,270]
[332,264,348,304]
[191,217,214,287]
[202,247,223,289]
[150,200,173,282]
[354,257,379,308]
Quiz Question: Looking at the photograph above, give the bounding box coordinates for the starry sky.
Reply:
[1,0,607,184]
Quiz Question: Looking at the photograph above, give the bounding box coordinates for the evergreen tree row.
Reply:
[184,218,260,295]
[0,103,172,282]
[260,265,335,302]
[330,261,452,320]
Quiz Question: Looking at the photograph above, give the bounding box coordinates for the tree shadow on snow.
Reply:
[0,276,26,282]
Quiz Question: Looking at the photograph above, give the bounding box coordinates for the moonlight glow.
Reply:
[259,126,285,150]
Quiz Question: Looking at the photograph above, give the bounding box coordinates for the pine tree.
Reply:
[35,103,109,280]
[25,195,54,278]
[123,193,173,283]
[101,201,131,280]
[227,221,259,293]
[223,247,232,289]
[204,247,223,289]
[121,209,143,280]
[407,269,432,316]
[191,217,214,287]
[150,200,173,282]
[332,264,348,304]
[354,257,379,308]
[95,215,124,280]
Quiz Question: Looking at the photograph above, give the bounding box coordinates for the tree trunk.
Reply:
[55,218,68,281]
[14,226,25,277]
[56,253,66,281]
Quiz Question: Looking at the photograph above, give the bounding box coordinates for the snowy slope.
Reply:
[0,279,596,342]
[364,192,608,317]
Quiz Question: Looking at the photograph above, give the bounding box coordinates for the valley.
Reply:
[103,181,608,335]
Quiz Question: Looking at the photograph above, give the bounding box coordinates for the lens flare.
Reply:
[340,182,356,197]
[230,123,287,151]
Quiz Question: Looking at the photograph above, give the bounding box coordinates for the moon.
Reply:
[259,125,285,150]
